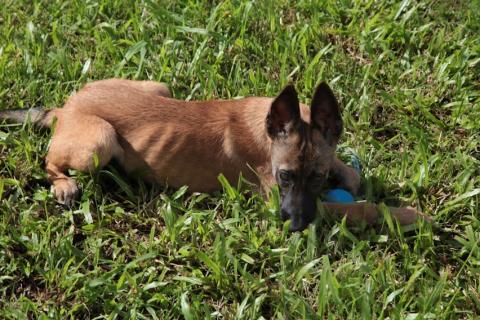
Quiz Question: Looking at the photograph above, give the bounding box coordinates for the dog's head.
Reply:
[266,83,342,231]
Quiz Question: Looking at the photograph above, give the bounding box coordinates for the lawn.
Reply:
[0,0,479,318]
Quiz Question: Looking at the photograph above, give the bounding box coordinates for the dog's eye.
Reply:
[278,170,294,186]
[279,171,292,181]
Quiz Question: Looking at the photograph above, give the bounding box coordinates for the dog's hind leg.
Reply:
[45,111,123,206]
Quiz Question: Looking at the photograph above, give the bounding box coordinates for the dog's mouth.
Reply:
[280,196,317,232]
[288,215,310,232]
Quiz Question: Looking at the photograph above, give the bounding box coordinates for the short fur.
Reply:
[1,79,360,231]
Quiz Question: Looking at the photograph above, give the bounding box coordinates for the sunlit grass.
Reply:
[1,0,479,318]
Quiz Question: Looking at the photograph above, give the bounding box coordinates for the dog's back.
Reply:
[47,79,277,193]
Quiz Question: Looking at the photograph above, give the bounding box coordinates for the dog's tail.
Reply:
[0,108,59,128]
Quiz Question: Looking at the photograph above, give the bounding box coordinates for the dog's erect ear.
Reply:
[310,82,342,144]
[266,85,300,138]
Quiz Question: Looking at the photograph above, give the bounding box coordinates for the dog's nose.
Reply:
[280,209,290,221]
[289,215,308,232]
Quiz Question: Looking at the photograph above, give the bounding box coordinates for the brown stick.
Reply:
[321,202,432,225]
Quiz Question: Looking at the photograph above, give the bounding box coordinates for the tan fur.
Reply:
[40,79,358,204]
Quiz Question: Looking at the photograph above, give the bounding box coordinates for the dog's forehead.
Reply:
[303,141,334,173]
[292,127,333,173]
[271,132,303,170]
[271,129,334,173]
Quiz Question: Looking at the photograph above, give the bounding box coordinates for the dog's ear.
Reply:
[310,82,342,144]
[266,85,301,138]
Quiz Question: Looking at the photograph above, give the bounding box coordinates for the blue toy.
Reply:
[324,188,355,203]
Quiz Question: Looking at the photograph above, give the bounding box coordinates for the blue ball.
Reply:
[324,189,355,203]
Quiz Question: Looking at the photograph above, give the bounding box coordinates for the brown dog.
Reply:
[1,79,361,231]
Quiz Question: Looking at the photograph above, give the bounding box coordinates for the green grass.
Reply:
[1,0,479,318]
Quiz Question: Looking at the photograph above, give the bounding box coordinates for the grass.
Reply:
[0,0,479,318]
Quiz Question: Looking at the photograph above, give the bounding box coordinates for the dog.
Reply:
[0,79,360,231]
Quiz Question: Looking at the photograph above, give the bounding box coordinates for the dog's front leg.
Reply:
[330,156,361,195]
